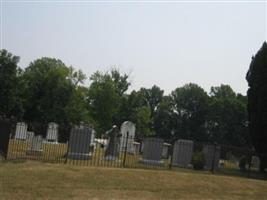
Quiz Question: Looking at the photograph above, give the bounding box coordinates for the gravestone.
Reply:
[172,139,194,168]
[203,144,221,170]
[133,141,141,155]
[26,131,34,143]
[46,122,58,143]
[162,143,171,159]
[120,121,136,154]
[251,156,260,169]
[140,138,164,165]
[105,125,122,161]
[14,122,28,140]
[26,135,43,156]
[67,124,94,160]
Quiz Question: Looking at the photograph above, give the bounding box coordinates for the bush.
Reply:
[192,151,205,170]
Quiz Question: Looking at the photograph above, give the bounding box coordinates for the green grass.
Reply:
[0,161,267,200]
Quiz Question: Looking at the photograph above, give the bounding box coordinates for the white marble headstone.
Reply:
[120,121,136,154]
[14,122,28,140]
[26,131,34,143]
[46,122,59,143]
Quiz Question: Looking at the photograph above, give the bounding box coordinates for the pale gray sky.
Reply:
[1,1,266,95]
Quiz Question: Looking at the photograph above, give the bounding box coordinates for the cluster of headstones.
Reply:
[67,121,137,160]
[140,138,221,169]
[14,122,59,155]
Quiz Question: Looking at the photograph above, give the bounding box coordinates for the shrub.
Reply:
[192,151,205,170]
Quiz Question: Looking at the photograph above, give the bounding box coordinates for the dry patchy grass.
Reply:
[0,161,267,200]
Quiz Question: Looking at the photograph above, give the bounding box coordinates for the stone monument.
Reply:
[172,139,194,168]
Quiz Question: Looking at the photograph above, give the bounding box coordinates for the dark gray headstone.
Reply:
[203,144,221,170]
[140,138,164,165]
[172,139,194,168]
[105,126,121,161]
[67,125,93,160]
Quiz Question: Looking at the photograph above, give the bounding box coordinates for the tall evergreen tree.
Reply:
[246,42,267,172]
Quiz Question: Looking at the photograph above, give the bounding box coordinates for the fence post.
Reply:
[122,131,129,168]
[169,141,174,170]
[211,143,217,174]
[64,141,69,164]
[247,150,252,178]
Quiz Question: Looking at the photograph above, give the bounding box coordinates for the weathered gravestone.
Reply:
[67,124,94,160]
[26,135,43,156]
[251,156,260,169]
[203,144,221,170]
[172,139,194,168]
[14,122,28,140]
[162,143,171,159]
[120,121,136,154]
[140,138,164,165]
[26,131,34,143]
[46,122,59,143]
[133,141,141,155]
[105,125,122,161]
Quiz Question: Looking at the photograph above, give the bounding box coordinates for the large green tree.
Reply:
[22,58,86,125]
[171,83,210,141]
[87,69,130,134]
[0,49,23,118]
[207,85,249,146]
[246,42,267,172]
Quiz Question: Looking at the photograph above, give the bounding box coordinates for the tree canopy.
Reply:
[246,42,267,171]
[0,49,251,148]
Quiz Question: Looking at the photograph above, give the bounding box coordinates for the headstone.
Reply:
[133,141,141,155]
[26,131,34,143]
[26,135,43,156]
[203,144,221,170]
[46,122,58,143]
[67,125,94,160]
[14,122,28,140]
[120,121,136,154]
[95,138,108,149]
[172,139,194,168]
[105,125,122,161]
[140,138,164,165]
[162,143,171,159]
[251,156,260,169]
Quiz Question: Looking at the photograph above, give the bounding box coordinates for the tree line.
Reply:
[0,49,249,148]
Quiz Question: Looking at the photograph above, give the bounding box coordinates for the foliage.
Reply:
[171,83,210,141]
[207,85,249,146]
[87,69,130,134]
[22,57,87,125]
[0,49,22,118]
[246,41,267,172]
[191,151,205,170]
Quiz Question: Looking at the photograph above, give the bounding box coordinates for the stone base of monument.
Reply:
[26,149,43,156]
[172,163,193,169]
[104,155,120,162]
[67,152,92,160]
[139,159,164,166]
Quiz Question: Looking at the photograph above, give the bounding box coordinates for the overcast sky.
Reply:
[1,1,266,95]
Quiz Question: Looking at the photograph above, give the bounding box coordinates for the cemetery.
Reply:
[4,121,264,179]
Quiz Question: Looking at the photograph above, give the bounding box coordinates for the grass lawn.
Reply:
[0,161,267,200]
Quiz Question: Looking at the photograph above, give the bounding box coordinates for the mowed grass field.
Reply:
[0,161,267,200]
